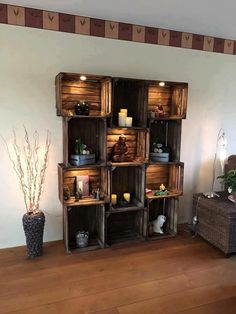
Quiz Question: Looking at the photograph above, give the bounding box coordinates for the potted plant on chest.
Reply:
[218,170,236,203]
[3,128,50,258]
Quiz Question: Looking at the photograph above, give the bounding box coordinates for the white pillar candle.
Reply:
[123,193,130,203]
[120,109,128,117]
[112,194,117,205]
[125,117,133,127]
[118,112,126,127]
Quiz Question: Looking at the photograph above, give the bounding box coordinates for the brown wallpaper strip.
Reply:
[1,3,236,55]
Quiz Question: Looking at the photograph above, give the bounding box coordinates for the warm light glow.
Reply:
[80,75,87,81]
[159,82,165,87]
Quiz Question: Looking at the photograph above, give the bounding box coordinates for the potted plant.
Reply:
[70,138,95,166]
[218,170,236,202]
[3,128,50,258]
[150,142,170,162]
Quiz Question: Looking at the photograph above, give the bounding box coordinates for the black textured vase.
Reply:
[22,211,45,258]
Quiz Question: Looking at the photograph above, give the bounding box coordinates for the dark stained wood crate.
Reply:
[143,198,178,239]
[148,82,188,119]
[64,205,105,253]
[107,128,149,164]
[58,164,110,206]
[63,117,107,166]
[112,78,148,127]
[111,165,145,211]
[56,72,112,117]
[146,163,184,200]
[193,193,236,255]
[106,210,144,245]
[149,120,182,162]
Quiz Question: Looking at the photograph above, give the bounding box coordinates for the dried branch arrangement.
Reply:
[3,127,50,215]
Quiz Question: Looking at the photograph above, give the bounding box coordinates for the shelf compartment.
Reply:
[146,163,183,200]
[111,165,145,207]
[56,72,112,117]
[148,82,188,119]
[58,164,110,206]
[107,128,148,164]
[106,210,143,245]
[111,198,144,213]
[64,205,105,253]
[112,78,148,128]
[143,198,178,239]
[63,117,106,166]
[149,120,182,162]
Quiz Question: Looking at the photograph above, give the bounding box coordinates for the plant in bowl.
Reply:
[218,170,236,202]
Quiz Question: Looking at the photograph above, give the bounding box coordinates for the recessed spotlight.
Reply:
[159,82,165,87]
[80,75,87,81]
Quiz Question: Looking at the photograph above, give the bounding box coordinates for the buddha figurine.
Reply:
[112,135,133,162]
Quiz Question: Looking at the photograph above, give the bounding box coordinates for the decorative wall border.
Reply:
[1,3,236,55]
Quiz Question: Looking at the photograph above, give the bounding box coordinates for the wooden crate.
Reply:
[58,164,110,206]
[63,117,106,166]
[64,205,105,253]
[106,210,143,245]
[143,198,178,239]
[148,82,188,119]
[56,72,112,117]
[111,165,145,211]
[149,120,182,162]
[112,78,148,127]
[146,163,184,200]
[107,128,149,164]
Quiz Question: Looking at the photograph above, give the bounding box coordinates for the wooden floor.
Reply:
[1,230,236,314]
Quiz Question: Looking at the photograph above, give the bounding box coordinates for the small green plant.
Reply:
[74,138,84,155]
[218,170,236,193]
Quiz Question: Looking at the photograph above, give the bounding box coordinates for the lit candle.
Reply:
[120,109,128,117]
[112,194,117,205]
[118,112,126,127]
[125,117,133,127]
[123,193,130,203]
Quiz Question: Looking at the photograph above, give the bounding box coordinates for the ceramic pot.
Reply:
[22,211,45,258]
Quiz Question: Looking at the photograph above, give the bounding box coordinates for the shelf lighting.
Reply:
[80,75,87,81]
[159,82,165,87]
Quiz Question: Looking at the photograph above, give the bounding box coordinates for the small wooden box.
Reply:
[70,154,95,166]
[193,192,236,255]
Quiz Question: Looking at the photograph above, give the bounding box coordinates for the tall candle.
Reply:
[118,112,126,127]
[112,194,117,205]
[125,117,133,127]
[120,109,128,117]
[123,193,130,203]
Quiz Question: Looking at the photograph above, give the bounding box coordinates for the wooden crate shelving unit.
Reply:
[143,198,179,240]
[56,72,188,252]
[63,117,107,166]
[56,73,112,117]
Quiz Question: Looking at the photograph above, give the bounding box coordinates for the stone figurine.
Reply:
[152,215,166,234]
[111,134,133,162]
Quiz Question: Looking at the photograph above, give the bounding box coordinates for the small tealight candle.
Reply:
[123,193,130,203]
[118,112,126,127]
[125,117,133,127]
[120,109,128,117]
[112,194,117,205]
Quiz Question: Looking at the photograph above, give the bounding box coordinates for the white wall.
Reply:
[0,24,236,249]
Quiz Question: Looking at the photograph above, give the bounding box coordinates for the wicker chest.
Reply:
[193,192,236,255]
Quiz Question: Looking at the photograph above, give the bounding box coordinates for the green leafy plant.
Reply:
[74,138,84,155]
[218,170,236,193]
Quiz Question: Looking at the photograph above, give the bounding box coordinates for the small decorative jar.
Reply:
[76,231,89,248]
[74,101,90,116]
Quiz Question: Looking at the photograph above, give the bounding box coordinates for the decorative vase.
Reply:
[74,101,90,116]
[76,231,89,248]
[22,211,45,258]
